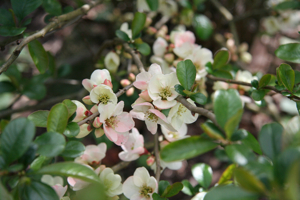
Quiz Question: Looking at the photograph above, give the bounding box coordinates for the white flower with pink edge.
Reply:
[75,143,107,166]
[161,123,189,142]
[133,63,162,90]
[123,167,158,200]
[41,175,68,200]
[82,69,112,92]
[90,84,117,112]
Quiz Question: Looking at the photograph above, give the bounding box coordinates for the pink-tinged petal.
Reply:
[123,177,140,198]
[113,101,124,116]
[104,125,118,142]
[133,167,151,186]
[132,102,153,112]
[139,90,152,102]
[131,193,144,200]
[131,146,145,155]
[72,100,87,122]
[145,119,158,134]
[130,110,145,120]
[103,79,113,89]
[153,99,177,109]
[119,151,139,161]
[134,72,151,90]
[67,177,76,187]
[115,113,134,132]
[133,81,148,90]
[76,124,92,138]
[82,79,94,92]
[82,96,93,105]
[94,128,104,138]
[148,63,162,76]
[158,119,177,132]
[132,97,147,106]
[114,132,129,146]
[149,109,167,121]
[93,117,102,128]
[153,38,168,57]
[91,69,112,84]
[90,105,98,113]
[52,185,67,199]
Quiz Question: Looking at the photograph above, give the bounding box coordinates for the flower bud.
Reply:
[144,17,152,27]
[240,52,252,64]
[139,90,152,102]
[164,53,175,63]
[168,43,175,52]
[146,155,155,166]
[126,87,135,96]
[103,79,113,89]
[93,117,102,128]
[94,128,105,138]
[82,95,93,105]
[128,73,136,82]
[120,79,131,87]
[104,51,120,73]
[146,27,157,35]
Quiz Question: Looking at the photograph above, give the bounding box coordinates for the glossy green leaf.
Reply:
[72,182,108,200]
[47,103,69,134]
[218,164,235,185]
[161,182,183,198]
[161,136,218,162]
[115,30,130,41]
[34,132,66,157]
[152,193,167,200]
[258,123,283,161]
[275,43,300,63]
[136,42,151,56]
[11,0,42,21]
[63,122,80,138]
[190,92,207,105]
[19,180,59,200]
[0,182,13,200]
[28,40,49,74]
[176,59,196,90]
[0,8,15,26]
[181,180,195,196]
[0,26,26,37]
[42,0,62,15]
[193,14,213,40]
[159,180,170,195]
[28,110,49,127]
[241,131,262,155]
[234,167,266,194]
[174,84,187,96]
[146,0,159,11]
[251,89,267,101]
[212,70,233,79]
[251,80,259,89]
[23,80,47,100]
[214,89,243,129]
[203,185,259,200]
[62,99,76,118]
[192,163,212,189]
[213,49,230,70]
[201,121,225,140]
[60,141,85,158]
[277,63,295,92]
[224,109,243,140]
[37,162,100,183]
[225,144,256,166]
[259,74,271,88]
[231,129,248,141]
[274,1,300,10]
[131,12,146,39]
[30,155,49,171]
[0,81,16,94]
[1,118,35,164]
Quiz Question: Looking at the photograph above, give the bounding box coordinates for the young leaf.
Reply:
[152,193,167,200]
[259,74,271,88]
[131,12,146,39]
[225,144,256,166]
[34,132,66,157]
[213,49,230,70]
[28,110,49,127]
[218,164,236,185]
[0,27,26,37]
[192,163,213,189]
[47,103,69,134]
[251,80,259,89]
[161,182,184,198]
[30,155,49,171]
[275,43,300,64]
[28,40,49,74]
[193,14,213,40]
[277,63,295,92]
[190,92,207,105]
[136,42,151,56]
[11,0,42,21]
[212,70,233,79]
[146,0,159,11]
[42,0,62,16]
[115,30,130,41]
[176,59,196,90]
[60,141,85,158]
[161,136,218,162]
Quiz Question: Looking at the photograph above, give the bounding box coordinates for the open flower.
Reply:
[119,128,145,161]
[133,63,162,90]
[148,72,179,109]
[75,143,107,166]
[235,70,254,91]
[82,69,112,92]
[90,84,117,112]
[123,167,158,200]
[100,101,135,145]
[161,123,188,142]
[41,175,68,199]
[153,37,168,57]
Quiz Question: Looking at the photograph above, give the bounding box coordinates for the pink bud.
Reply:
[103,79,113,89]
[145,17,152,27]
[128,73,136,82]
[168,43,175,52]
[94,128,105,138]
[146,27,157,35]
[121,79,131,87]
[165,35,170,41]
[93,117,102,128]
[164,53,174,63]
[146,155,155,166]
[126,87,135,96]
[82,79,94,92]
[82,96,93,105]
[139,90,152,102]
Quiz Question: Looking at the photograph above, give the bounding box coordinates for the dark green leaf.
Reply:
[60,141,85,158]
[21,18,32,26]
[115,30,130,41]
[190,92,207,105]
[274,1,300,10]
[174,84,187,96]
[259,74,271,88]
[47,103,69,134]
[258,122,283,161]
[181,180,195,196]
[231,129,248,141]
[277,63,295,92]
[23,80,46,100]
[37,162,100,183]
[0,81,16,94]
[146,0,159,11]
[285,161,300,200]
[213,49,230,70]
[63,6,74,14]
[176,59,196,90]
[0,27,26,37]
[193,14,213,40]
[63,122,80,138]
[201,121,225,140]
[218,164,235,185]
[161,182,183,198]
[34,132,66,157]
[62,99,76,118]
[225,144,256,166]
[224,109,243,139]
[251,80,259,89]
[72,182,108,200]
[212,70,233,79]
[152,193,168,200]
[19,180,59,200]
[192,163,212,189]
[28,110,49,127]
[0,8,15,26]
[30,155,49,171]
[251,89,267,101]
[42,0,62,15]
[275,43,300,64]
[18,144,37,168]
[159,180,170,195]
[1,118,35,164]
[136,42,151,56]
[131,12,146,39]
[213,89,243,129]
[241,131,262,155]
[28,40,49,74]
[47,51,56,75]
[11,0,42,21]
[161,136,218,162]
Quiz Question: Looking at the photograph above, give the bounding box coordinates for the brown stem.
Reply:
[122,42,146,73]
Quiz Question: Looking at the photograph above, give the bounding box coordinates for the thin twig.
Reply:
[122,42,146,73]
[154,133,161,181]
[0,34,24,50]
[0,0,102,74]
[111,161,130,173]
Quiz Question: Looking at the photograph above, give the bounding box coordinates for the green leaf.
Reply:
[146,0,159,11]
[0,182,13,200]
[63,122,80,138]
[30,155,49,171]
[275,43,300,64]
[37,162,100,183]
[251,89,267,101]
[161,136,218,162]
[274,1,300,10]
[259,74,271,89]
[47,52,56,75]
[28,110,49,127]
[0,81,16,94]
[201,121,225,140]
[224,109,243,139]
[115,30,130,41]
[241,131,262,155]
[62,99,76,118]
[174,84,187,96]
[19,180,59,200]
[218,164,235,185]
[251,80,259,89]
[213,89,243,129]
[152,193,168,200]
[1,118,35,165]
[193,14,213,40]
[190,92,207,105]
[213,49,230,70]
[11,0,42,21]
[0,119,9,133]
[176,59,196,90]
[131,12,146,39]
[225,144,256,166]
[28,40,49,74]
[234,167,266,194]
[0,8,15,26]
[212,70,233,79]
[192,163,212,189]
[60,141,85,158]
[283,116,300,147]
[136,42,151,56]
[161,182,183,198]
[204,185,258,200]
[47,103,69,134]
[285,161,300,200]
[277,63,295,92]
[259,123,283,161]
[159,180,170,195]
[23,79,47,100]
[34,132,66,157]
[181,180,195,196]
[42,0,62,15]
[0,27,26,37]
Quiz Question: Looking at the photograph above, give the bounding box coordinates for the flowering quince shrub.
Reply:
[1,0,300,200]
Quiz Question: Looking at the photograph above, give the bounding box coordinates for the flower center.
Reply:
[98,94,110,104]
[159,87,172,100]
[106,116,118,128]
[145,112,158,123]
[140,185,153,198]
[168,131,179,139]
[177,104,187,116]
